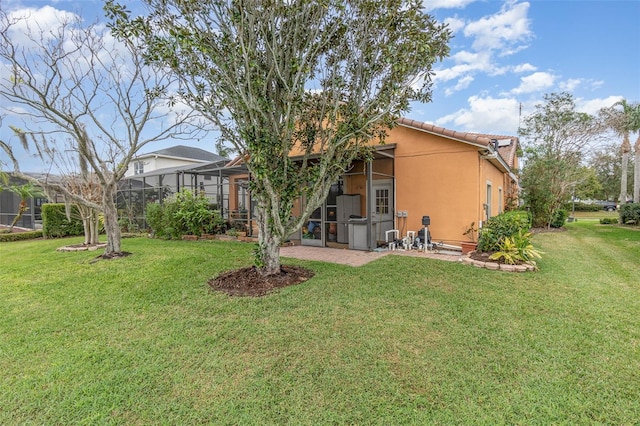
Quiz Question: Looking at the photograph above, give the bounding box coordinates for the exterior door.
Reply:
[371,179,394,243]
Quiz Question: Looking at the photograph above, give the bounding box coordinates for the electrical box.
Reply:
[402,211,408,217]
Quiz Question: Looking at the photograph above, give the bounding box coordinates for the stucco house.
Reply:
[225,117,519,251]
[125,144,228,178]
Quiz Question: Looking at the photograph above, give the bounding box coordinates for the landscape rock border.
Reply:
[460,252,536,272]
[57,243,107,252]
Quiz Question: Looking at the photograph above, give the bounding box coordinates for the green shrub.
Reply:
[477,210,531,252]
[489,230,543,265]
[41,204,84,238]
[599,217,618,225]
[565,202,602,212]
[0,230,43,242]
[146,189,225,239]
[550,209,568,228]
[619,203,640,225]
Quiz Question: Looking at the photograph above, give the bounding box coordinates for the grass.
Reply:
[1,223,639,425]
[570,210,619,220]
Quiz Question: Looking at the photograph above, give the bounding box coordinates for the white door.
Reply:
[372,179,394,243]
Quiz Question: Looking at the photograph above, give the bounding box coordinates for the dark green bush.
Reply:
[565,202,602,212]
[599,217,618,225]
[146,189,226,239]
[550,209,568,228]
[0,230,43,242]
[619,203,640,225]
[477,210,531,252]
[41,204,84,238]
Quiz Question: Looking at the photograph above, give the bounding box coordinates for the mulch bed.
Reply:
[209,265,314,297]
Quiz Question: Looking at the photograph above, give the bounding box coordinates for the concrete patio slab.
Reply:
[280,245,462,267]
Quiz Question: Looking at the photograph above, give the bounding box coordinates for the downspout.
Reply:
[478,151,483,228]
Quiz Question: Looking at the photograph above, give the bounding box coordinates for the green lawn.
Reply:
[1,223,639,425]
[570,210,619,220]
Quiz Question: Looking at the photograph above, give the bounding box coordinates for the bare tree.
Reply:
[0,7,202,255]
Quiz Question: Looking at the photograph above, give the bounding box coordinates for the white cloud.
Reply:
[443,16,466,33]
[513,63,536,73]
[5,6,80,48]
[558,78,583,92]
[511,72,556,94]
[424,0,477,12]
[436,95,521,135]
[434,51,494,84]
[576,96,624,115]
[464,2,532,56]
[445,75,474,96]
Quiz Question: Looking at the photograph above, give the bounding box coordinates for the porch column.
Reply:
[366,159,374,250]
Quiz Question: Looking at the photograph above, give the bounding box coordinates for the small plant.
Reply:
[463,222,478,242]
[489,230,543,265]
[253,243,266,269]
[477,210,531,252]
[620,203,640,225]
[550,208,568,228]
[599,217,618,225]
[145,189,224,239]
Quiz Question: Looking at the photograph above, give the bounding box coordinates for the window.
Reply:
[134,161,144,175]
[204,175,212,181]
[375,188,389,215]
[498,187,503,214]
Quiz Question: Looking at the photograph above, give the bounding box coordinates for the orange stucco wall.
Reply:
[227,124,515,246]
[389,125,507,244]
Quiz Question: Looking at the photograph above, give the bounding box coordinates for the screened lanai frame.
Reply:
[118,159,254,232]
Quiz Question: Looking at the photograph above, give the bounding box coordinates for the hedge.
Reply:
[0,230,43,242]
[619,203,640,225]
[41,204,84,238]
[564,202,602,212]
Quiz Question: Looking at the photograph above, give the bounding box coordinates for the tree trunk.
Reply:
[92,212,100,245]
[8,200,28,232]
[82,217,91,245]
[620,134,631,203]
[634,135,640,203]
[256,205,282,276]
[102,184,122,255]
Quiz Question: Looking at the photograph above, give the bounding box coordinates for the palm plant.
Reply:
[603,100,640,202]
[5,182,43,232]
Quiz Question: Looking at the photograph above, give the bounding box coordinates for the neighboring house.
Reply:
[225,117,520,250]
[120,145,231,227]
[126,145,228,177]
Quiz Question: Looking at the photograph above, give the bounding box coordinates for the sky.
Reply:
[1,0,639,172]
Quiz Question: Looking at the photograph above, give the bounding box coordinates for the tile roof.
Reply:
[140,145,227,163]
[223,118,520,170]
[396,118,519,169]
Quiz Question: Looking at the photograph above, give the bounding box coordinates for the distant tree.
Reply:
[573,166,602,201]
[520,92,604,227]
[107,0,451,275]
[600,99,640,202]
[0,8,201,256]
[588,143,632,201]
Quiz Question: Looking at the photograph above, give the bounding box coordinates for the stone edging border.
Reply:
[460,253,536,272]
[57,243,107,252]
